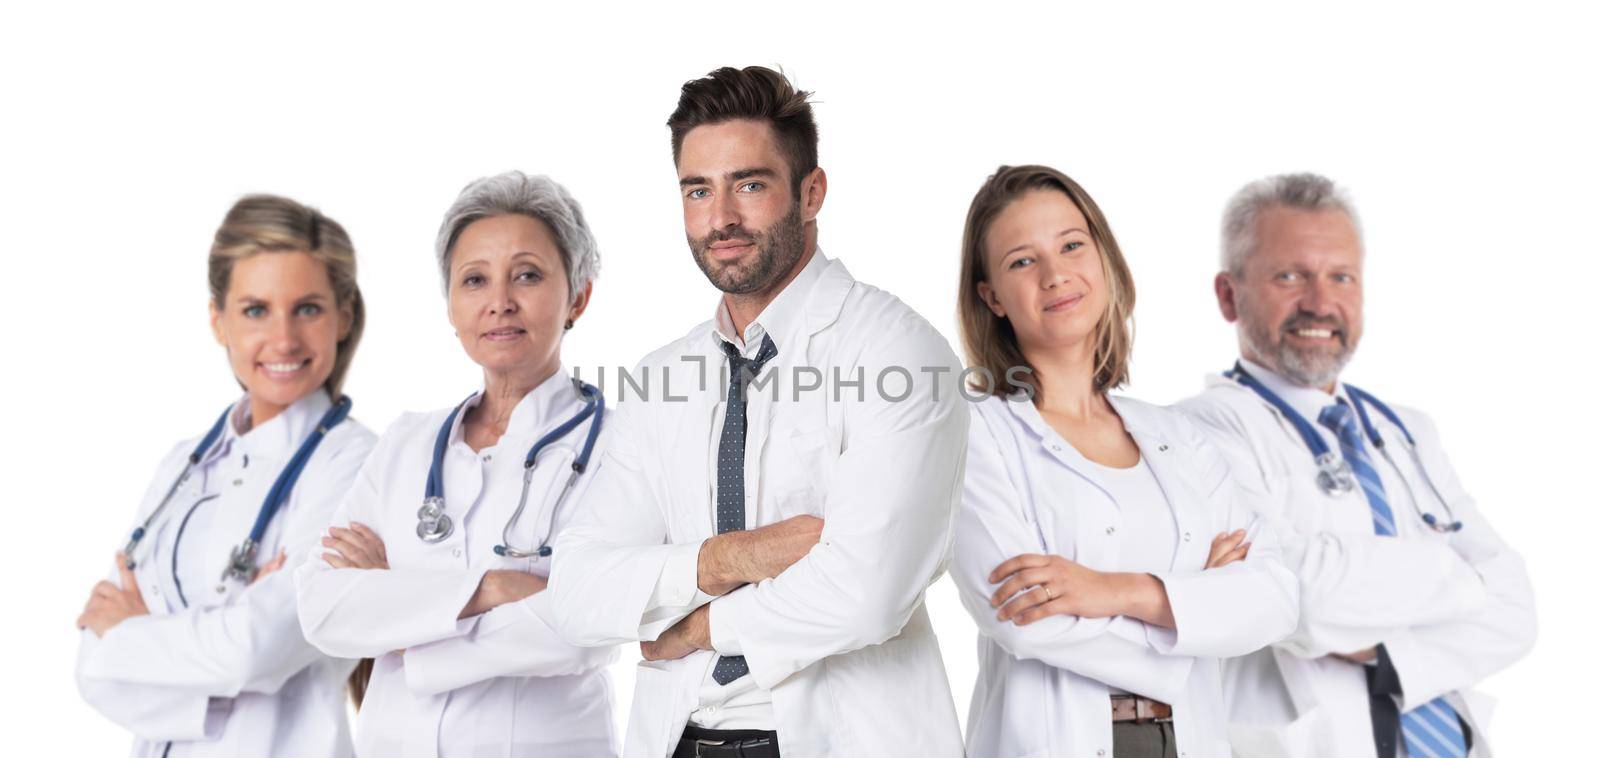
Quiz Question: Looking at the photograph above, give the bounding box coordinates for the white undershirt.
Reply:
[1078,456,1178,698]
[1081,456,1178,574]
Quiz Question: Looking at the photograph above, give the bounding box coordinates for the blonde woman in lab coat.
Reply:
[952,165,1300,758]
[294,171,617,757]
[75,195,378,758]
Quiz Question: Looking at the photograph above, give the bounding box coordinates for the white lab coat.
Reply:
[1178,370,1537,758]
[549,256,968,758]
[954,393,1299,758]
[76,390,377,758]
[295,370,619,758]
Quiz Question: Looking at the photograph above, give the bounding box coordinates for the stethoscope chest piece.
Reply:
[416,497,454,543]
[1314,452,1357,497]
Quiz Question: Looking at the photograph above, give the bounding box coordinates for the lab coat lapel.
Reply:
[669,345,719,540]
[748,261,848,470]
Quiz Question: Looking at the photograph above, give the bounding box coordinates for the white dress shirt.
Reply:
[76,390,377,758]
[686,248,830,730]
[1177,359,1536,758]
[295,369,619,758]
[550,250,968,758]
[954,392,1298,758]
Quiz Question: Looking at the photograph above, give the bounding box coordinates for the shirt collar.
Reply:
[217,388,335,463]
[712,248,830,359]
[455,366,583,446]
[1238,357,1353,424]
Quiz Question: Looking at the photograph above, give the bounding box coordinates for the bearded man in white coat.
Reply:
[549,66,967,758]
[1177,173,1535,758]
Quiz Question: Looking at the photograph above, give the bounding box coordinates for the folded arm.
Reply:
[951,407,1192,702]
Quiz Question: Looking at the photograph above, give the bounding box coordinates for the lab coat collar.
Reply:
[452,366,583,447]
[710,248,839,358]
[1236,357,1356,427]
[1001,390,1173,450]
[214,389,335,465]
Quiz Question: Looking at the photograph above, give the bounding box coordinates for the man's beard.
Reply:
[688,202,806,296]
[1237,294,1356,389]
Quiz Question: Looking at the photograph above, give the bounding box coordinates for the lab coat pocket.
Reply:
[1227,706,1329,758]
[767,426,836,517]
[627,661,682,755]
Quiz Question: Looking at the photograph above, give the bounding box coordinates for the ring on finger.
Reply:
[1043,584,1054,601]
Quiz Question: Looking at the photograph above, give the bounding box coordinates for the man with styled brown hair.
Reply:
[551,65,967,758]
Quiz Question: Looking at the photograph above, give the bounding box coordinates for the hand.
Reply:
[77,555,151,637]
[640,604,711,662]
[697,515,824,595]
[1333,646,1378,664]
[251,549,288,584]
[988,553,1175,628]
[320,523,388,570]
[458,570,547,619]
[1205,529,1251,569]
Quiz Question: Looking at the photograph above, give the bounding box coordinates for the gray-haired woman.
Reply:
[295,171,619,756]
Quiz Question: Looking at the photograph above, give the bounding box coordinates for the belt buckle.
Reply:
[693,738,726,757]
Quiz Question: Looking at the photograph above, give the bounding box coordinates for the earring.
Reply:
[564,320,574,331]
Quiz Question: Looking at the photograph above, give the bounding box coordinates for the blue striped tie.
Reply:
[1319,402,1468,758]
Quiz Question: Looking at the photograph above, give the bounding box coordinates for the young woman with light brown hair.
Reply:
[950,165,1299,758]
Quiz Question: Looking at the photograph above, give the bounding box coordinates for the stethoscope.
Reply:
[122,396,354,584]
[415,378,604,558]
[1227,363,1463,533]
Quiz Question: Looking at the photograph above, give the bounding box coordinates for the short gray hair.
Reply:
[1220,172,1361,275]
[434,171,600,300]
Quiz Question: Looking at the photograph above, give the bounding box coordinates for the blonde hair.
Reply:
[208,194,365,398]
[957,165,1135,396]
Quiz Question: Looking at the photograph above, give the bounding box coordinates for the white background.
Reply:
[3,1,1595,753]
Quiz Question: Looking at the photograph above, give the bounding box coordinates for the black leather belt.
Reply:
[673,725,780,758]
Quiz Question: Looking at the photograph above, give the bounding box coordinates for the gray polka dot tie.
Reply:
[711,334,777,685]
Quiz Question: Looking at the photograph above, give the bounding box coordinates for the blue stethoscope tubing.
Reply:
[122,396,355,581]
[1227,363,1463,532]
[416,379,605,557]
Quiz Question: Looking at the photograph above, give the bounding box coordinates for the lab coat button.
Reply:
[1183,531,1191,542]
[1106,526,1116,535]
[215,585,226,594]
[1051,444,1062,452]
[1097,750,1106,757]
[1158,444,1169,452]
[452,548,462,558]
[233,479,243,487]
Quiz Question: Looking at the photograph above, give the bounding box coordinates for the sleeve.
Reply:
[294,424,488,659]
[81,429,375,697]
[1147,422,1300,659]
[75,441,217,735]
[75,628,216,741]
[549,380,708,646]
[1180,395,1490,659]
[948,403,1193,704]
[706,320,970,691]
[1378,411,1537,709]
[403,590,620,695]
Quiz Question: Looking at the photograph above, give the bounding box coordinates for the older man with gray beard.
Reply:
[1177,173,1535,758]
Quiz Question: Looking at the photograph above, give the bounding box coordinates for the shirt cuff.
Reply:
[648,539,715,608]
[709,596,743,655]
